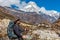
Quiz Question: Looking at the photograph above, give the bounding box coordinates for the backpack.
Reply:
[7,21,18,39]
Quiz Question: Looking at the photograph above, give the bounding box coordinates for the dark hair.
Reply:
[14,19,20,24]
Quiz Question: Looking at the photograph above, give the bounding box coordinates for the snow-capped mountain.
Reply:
[20,1,60,23]
[39,10,60,22]
[0,1,59,23]
[20,1,40,13]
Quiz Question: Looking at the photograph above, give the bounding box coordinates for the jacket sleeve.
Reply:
[13,25,24,36]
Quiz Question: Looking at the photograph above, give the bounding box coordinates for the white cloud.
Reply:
[0,0,28,10]
[0,0,20,7]
[19,1,27,9]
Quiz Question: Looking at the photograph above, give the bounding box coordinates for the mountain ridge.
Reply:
[20,1,60,23]
[0,6,50,25]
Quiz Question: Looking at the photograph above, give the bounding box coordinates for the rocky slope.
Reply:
[0,6,60,40]
[0,18,60,40]
[0,6,50,25]
[0,6,15,20]
[52,18,60,34]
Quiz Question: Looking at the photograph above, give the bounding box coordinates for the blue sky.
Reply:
[0,0,60,12]
[21,0,60,12]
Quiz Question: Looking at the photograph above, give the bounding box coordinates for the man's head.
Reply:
[14,19,21,24]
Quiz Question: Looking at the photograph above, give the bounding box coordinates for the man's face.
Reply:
[17,21,20,24]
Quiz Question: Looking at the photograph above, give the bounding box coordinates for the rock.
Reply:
[32,30,60,40]
[0,18,60,40]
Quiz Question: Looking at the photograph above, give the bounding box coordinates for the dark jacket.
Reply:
[13,24,24,37]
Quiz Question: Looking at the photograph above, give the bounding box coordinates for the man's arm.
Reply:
[13,25,24,36]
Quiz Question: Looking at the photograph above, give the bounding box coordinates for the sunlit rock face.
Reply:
[0,19,10,36]
[20,23,60,40]
[32,30,60,40]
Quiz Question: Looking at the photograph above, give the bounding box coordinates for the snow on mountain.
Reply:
[39,7,60,22]
[39,7,59,19]
[20,1,60,22]
[20,1,40,13]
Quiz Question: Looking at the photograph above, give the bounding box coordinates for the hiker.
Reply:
[7,19,27,40]
[13,19,25,40]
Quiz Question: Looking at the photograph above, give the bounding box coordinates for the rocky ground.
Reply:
[0,19,60,40]
[0,6,60,40]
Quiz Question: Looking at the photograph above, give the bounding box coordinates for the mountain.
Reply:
[0,1,59,23]
[0,5,59,24]
[39,11,59,22]
[0,6,15,20]
[0,6,50,25]
[51,17,60,35]
[54,17,60,27]
[20,1,60,23]
[20,1,40,13]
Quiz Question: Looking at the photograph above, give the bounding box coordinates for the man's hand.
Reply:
[22,35,27,38]
[24,28,27,31]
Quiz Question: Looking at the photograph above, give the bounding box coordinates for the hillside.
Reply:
[0,6,60,40]
[0,6,15,20]
[0,6,50,25]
